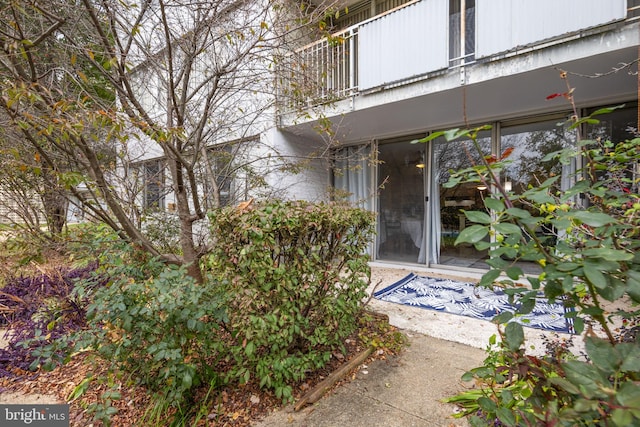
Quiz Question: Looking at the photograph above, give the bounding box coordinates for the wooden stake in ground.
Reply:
[294,346,374,411]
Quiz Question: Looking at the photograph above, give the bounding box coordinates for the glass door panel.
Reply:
[432,133,491,268]
[377,141,426,263]
[586,105,637,143]
[500,119,575,274]
[585,105,639,196]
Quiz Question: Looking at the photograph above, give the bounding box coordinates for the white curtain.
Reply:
[334,144,374,253]
[333,145,373,209]
[429,145,441,264]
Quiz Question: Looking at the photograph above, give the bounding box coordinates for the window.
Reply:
[332,143,374,256]
[586,104,638,143]
[501,118,576,197]
[585,104,639,198]
[449,0,475,66]
[202,146,233,209]
[142,159,165,210]
[433,129,491,267]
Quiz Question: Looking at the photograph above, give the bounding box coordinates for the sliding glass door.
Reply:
[358,106,634,269]
[431,132,491,268]
[377,140,426,263]
[499,119,575,274]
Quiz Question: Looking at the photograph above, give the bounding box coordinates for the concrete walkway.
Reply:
[254,332,485,427]
[254,264,579,427]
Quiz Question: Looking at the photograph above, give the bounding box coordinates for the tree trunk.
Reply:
[168,155,204,283]
[41,169,68,237]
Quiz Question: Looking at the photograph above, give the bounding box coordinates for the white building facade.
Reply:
[270,0,640,271]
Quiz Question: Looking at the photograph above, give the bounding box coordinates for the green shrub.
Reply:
[207,200,375,401]
[427,111,640,426]
[140,212,182,254]
[64,222,124,265]
[74,240,227,410]
[0,226,48,268]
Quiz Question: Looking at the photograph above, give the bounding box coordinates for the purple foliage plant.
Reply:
[0,262,100,377]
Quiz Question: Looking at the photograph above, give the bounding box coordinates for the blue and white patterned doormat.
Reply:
[374,273,574,334]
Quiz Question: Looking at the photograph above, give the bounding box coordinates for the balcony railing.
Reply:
[277,0,631,114]
[629,0,640,21]
[276,27,358,112]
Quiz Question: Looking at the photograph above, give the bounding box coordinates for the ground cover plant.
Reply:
[0,262,98,377]
[0,200,402,426]
[424,97,640,425]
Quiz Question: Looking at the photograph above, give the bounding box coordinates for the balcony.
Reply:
[277,0,631,118]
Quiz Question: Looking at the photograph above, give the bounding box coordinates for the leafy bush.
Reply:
[0,227,49,269]
[0,200,377,425]
[425,107,640,426]
[0,225,226,424]
[140,212,182,253]
[207,200,375,401]
[74,242,227,408]
[64,222,126,263]
[447,331,640,427]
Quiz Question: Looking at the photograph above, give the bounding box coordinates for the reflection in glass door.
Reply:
[377,141,426,263]
[432,134,491,268]
[500,119,576,274]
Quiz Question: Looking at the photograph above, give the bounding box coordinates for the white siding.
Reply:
[476,0,627,58]
[359,0,448,90]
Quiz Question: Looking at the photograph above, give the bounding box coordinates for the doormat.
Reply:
[374,273,574,334]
